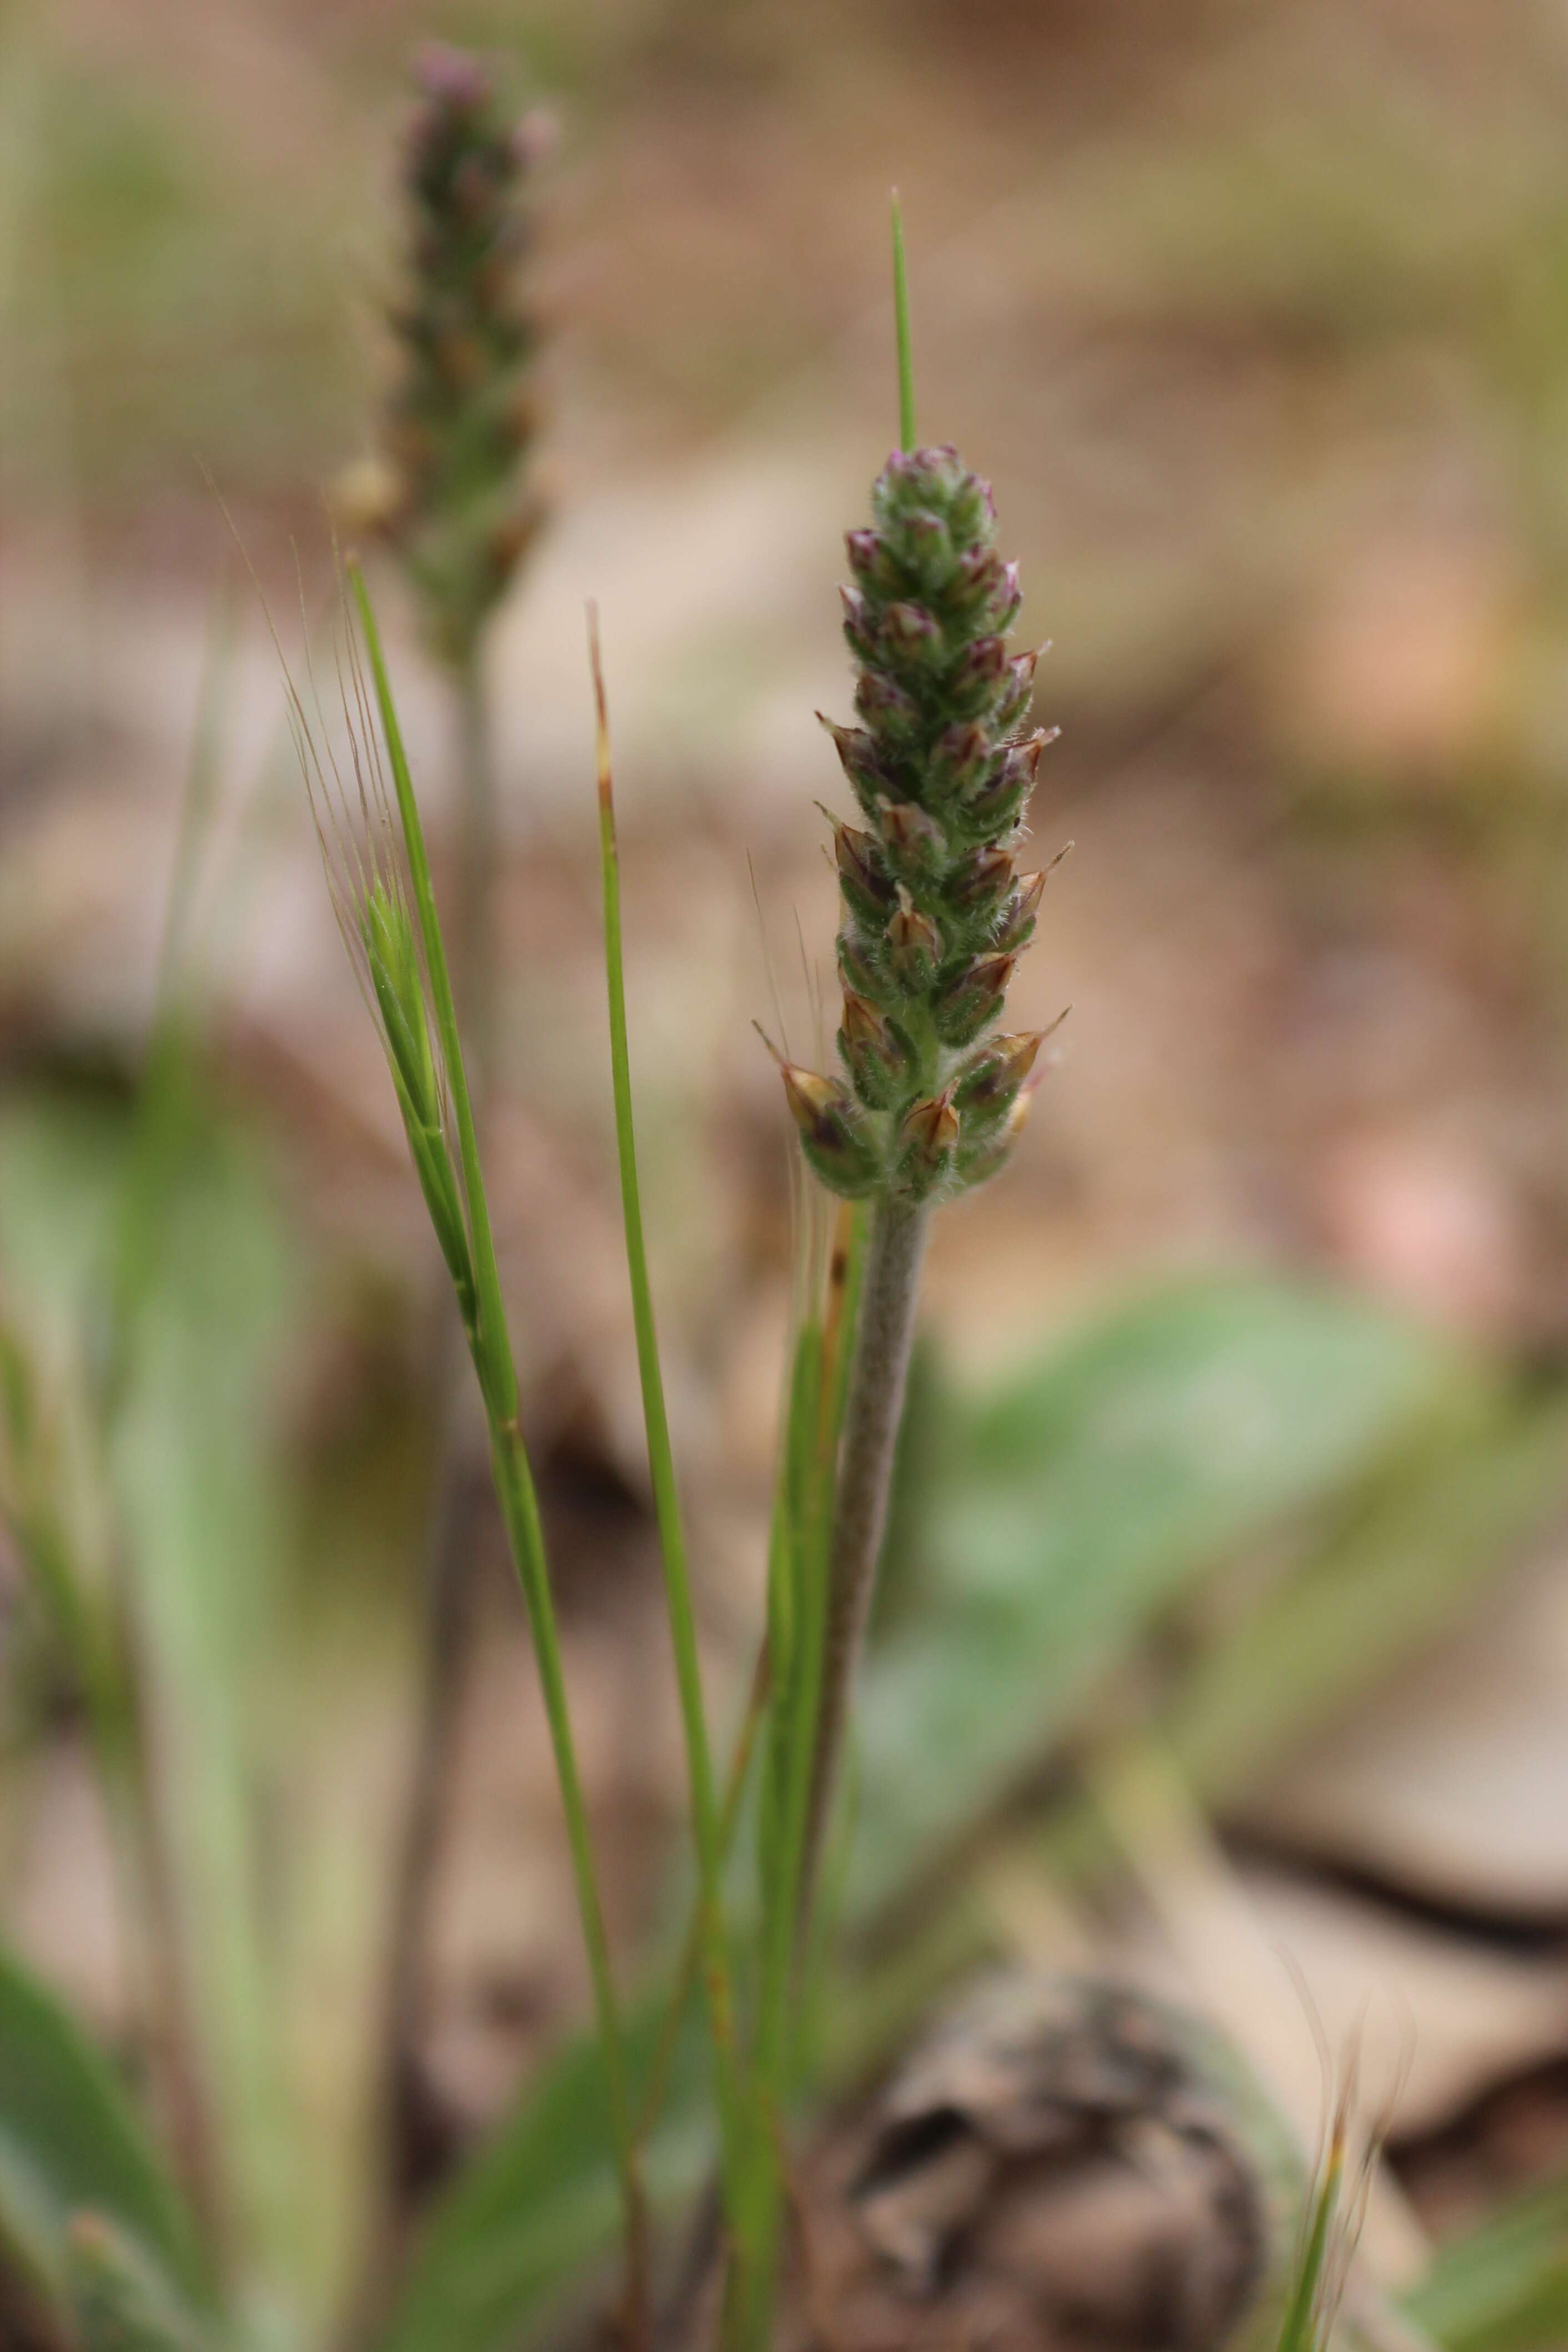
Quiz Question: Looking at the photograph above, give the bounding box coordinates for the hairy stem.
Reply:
[799,1193,929,1922]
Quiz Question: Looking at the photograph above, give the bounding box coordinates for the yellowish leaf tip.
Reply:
[587,600,614,815]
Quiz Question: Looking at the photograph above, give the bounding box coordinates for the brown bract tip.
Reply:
[782,1064,843,1136]
[841,990,889,1047]
[901,1091,960,1155]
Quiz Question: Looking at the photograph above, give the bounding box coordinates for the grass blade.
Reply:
[588,618,748,2211]
[0,1939,211,2322]
[346,563,515,1427]
[737,1202,867,2343]
[105,573,232,1402]
[371,1998,710,2352]
[845,1273,1472,1917]
[338,571,649,2335]
[1406,2173,1568,2352]
[891,193,915,453]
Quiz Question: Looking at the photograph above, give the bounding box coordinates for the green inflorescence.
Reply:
[381,46,547,668]
[784,443,1060,1203]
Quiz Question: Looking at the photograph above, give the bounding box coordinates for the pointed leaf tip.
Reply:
[586,601,614,815]
[891,193,915,455]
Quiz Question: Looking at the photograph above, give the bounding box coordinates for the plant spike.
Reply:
[362,44,548,674]
[782,223,1064,1921]
[787,455,1053,1208]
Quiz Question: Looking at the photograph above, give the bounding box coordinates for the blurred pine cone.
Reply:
[803,1974,1298,2352]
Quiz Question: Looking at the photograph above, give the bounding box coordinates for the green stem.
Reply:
[379,638,501,2235]
[593,652,746,2206]
[634,1643,769,2148]
[799,1193,929,1922]
[491,1423,649,2338]
[453,648,499,1110]
[350,565,515,1426]
[732,1208,870,2352]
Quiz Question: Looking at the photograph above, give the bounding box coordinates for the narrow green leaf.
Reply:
[0,1940,209,2316]
[755,1312,828,2032]
[1275,2136,1342,2352]
[732,1206,870,2339]
[1171,1387,1568,1804]
[589,616,744,2205]
[0,1093,306,2323]
[0,1313,132,1779]
[344,576,647,2316]
[847,1274,1471,1913]
[371,2006,709,2352]
[1405,2172,1568,2352]
[106,575,233,1398]
[348,564,515,1428]
[891,193,915,454]
[67,2212,219,2352]
[107,1130,308,2324]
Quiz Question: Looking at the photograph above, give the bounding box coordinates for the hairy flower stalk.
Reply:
[788,432,1060,1908]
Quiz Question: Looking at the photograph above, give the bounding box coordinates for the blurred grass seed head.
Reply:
[340,46,550,671]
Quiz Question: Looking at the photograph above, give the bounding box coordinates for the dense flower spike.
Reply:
[378,46,548,667]
[784,443,1058,1200]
